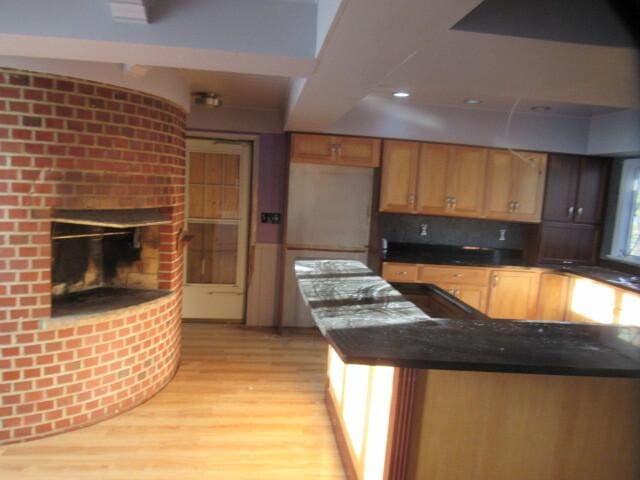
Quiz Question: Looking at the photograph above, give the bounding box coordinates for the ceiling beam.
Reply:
[285,0,485,131]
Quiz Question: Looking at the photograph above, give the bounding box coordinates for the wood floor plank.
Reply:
[0,324,345,480]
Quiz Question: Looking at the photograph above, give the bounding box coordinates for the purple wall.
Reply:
[256,133,288,244]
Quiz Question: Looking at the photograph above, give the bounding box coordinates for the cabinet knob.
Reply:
[453,273,461,278]
[407,194,415,205]
[508,201,515,213]
[492,275,499,287]
[568,206,575,216]
[514,201,520,211]
[577,207,583,216]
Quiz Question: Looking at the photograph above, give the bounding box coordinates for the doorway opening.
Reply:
[183,138,252,322]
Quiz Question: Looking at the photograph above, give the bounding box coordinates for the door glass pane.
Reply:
[186,222,238,285]
[189,152,240,220]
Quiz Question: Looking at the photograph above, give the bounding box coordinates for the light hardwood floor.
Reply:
[0,323,345,480]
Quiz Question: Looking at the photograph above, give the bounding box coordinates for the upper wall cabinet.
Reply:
[379,140,420,213]
[380,140,545,223]
[542,154,608,224]
[380,141,488,216]
[291,133,381,168]
[416,144,488,217]
[484,149,547,223]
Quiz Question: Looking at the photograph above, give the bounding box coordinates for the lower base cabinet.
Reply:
[439,283,488,313]
[486,270,539,319]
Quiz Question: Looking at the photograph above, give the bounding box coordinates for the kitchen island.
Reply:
[295,259,640,480]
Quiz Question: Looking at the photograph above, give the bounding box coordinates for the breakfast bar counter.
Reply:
[295,259,640,480]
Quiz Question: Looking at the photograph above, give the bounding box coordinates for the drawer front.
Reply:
[382,263,418,282]
[418,265,490,286]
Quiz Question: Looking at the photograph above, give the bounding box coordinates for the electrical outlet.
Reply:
[420,223,428,237]
[499,229,507,241]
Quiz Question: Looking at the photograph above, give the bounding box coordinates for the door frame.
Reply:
[185,130,261,321]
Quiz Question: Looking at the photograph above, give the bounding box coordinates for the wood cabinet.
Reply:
[291,133,381,167]
[415,144,487,217]
[536,272,570,321]
[439,283,489,313]
[418,264,490,286]
[487,269,539,319]
[531,154,609,265]
[535,222,600,264]
[484,149,547,222]
[379,140,420,212]
[542,154,608,224]
[381,262,419,282]
[380,141,545,222]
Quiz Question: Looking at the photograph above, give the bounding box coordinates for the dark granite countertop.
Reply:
[383,243,640,293]
[295,259,640,378]
[382,243,525,267]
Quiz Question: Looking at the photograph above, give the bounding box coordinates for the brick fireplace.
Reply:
[0,68,186,444]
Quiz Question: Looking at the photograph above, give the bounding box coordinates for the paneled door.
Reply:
[183,139,251,321]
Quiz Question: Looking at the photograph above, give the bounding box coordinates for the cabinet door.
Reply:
[484,150,546,222]
[291,133,335,164]
[484,149,514,218]
[438,283,488,313]
[415,143,450,214]
[336,136,381,168]
[382,262,418,282]
[536,273,569,321]
[456,285,488,313]
[510,151,547,222]
[447,146,487,217]
[542,154,579,222]
[487,270,539,320]
[379,140,419,213]
[574,156,608,224]
[537,222,600,264]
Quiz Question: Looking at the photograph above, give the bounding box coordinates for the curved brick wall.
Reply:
[0,68,186,444]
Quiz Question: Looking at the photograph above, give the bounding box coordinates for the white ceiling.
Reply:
[163,67,290,110]
[0,0,637,130]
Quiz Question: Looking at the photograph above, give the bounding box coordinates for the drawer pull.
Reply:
[453,273,462,278]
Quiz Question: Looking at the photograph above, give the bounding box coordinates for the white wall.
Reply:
[328,96,589,154]
[0,56,190,110]
[587,109,640,157]
[0,0,316,58]
[187,105,284,134]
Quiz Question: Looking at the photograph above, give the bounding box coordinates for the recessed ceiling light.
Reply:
[531,106,551,112]
[464,99,482,105]
[393,91,410,98]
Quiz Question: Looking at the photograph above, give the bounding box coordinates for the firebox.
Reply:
[51,208,172,319]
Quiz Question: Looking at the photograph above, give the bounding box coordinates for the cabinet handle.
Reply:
[397,271,407,276]
[453,273,461,278]
[577,207,583,216]
[492,275,499,287]
[508,201,514,213]
[514,201,520,211]
[455,289,460,296]
[451,196,457,208]
[568,206,575,217]
[407,194,415,205]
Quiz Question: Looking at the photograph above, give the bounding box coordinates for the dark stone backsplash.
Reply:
[379,213,524,250]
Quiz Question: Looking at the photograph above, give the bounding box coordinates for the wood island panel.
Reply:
[407,370,640,480]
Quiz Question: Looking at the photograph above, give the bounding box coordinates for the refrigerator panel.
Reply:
[286,164,373,249]
[282,248,368,327]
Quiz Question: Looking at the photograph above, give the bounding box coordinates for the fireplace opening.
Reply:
[50,209,172,320]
